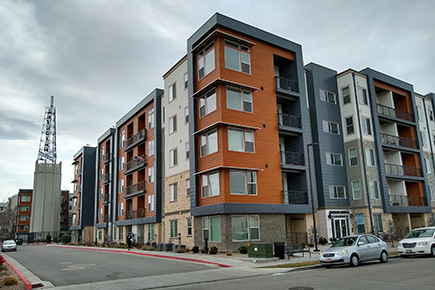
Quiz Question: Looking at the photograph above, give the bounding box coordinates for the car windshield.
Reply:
[331,237,357,247]
[405,229,435,239]
[3,241,15,245]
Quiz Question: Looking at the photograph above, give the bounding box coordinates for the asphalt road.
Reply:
[4,244,211,287]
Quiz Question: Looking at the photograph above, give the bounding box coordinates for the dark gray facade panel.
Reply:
[191,203,312,216]
[81,146,96,227]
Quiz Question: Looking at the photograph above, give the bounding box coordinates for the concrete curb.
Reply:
[3,255,32,290]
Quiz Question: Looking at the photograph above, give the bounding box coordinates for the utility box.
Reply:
[248,243,273,258]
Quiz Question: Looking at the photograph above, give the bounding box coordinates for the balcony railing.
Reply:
[283,190,309,205]
[377,103,414,122]
[278,113,301,129]
[380,133,418,149]
[275,76,299,94]
[124,155,146,175]
[384,163,422,177]
[124,129,146,151]
[124,181,146,198]
[102,173,110,184]
[280,151,304,166]
[123,209,145,220]
[103,153,111,164]
[102,194,109,203]
[389,194,426,207]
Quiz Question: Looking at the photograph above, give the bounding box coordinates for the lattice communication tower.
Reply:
[37,96,57,163]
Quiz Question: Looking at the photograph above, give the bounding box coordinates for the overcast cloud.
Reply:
[1,0,434,201]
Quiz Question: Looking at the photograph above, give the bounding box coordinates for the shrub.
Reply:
[200,247,206,254]
[3,276,18,286]
[238,245,248,254]
[192,246,199,253]
[175,247,185,253]
[209,246,218,255]
[319,236,328,245]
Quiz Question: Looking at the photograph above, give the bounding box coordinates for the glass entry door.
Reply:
[332,216,350,239]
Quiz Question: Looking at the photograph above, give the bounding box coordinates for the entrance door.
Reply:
[332,217,350,239]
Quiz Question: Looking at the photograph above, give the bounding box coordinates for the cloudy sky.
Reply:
[1,0,434,201]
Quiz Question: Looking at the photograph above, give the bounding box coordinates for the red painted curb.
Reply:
[50,245,233,267]
[3,256,32,290]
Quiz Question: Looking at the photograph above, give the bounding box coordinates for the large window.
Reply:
[147,194,155,211]
[359,87,368,105]
[148,140,155,156]
[119,131,125,149]
[201,172,220,198]
[118,203,123,217]
[169,115,177,134]
[169,148,178,167]
[365,148,376,166]
[326,152,343,166]
[168,83,176,102]
[373,214,383,233]
[119,179,124,193]
[320,89,336,104]
[199,88,216,117]
[230,170,257,195]
[148,166,154,183]
[369,180,380,199]
[200,130,218,157]
[345,116,354,135]
[342,87,350,104]
[187,218,192,236]
[170,220,178,238]
[348,148,358,167]
[356,214,365,233]
[228,128,254,152]
[21,205,30,211]
[329,185,346,199]
[20,215,29,221]
[322,120,340,135]
[170,183,178,202]
[232,215,259,241]
[362,117,372,135]
[352,180,362,199]
[21,195,30,202]
[148,224,155,241]
[202,216,221,242]
[198,42,215,79]
[226,87,252,112]
[224,40,250,74]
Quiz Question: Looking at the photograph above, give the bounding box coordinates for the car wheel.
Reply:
[380,251,388,263]
[350,254,359,267]
[431,246,435,257]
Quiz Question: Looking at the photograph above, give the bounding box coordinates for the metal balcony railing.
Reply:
[278,113,301,129]
[380,133,418,149]
[102,173,111,184]
[124,129,146,150]
[384,163,422,177]
[124,181,146,197]
[280,151,304,166]
[125,155,146,174]
[283,190,309,205]
[103,153,111,164]
[376,103,414,122]
[275,76,299,94]
[389,194,426,207]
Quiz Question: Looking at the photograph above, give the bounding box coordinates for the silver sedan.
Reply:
[319,234,389,267]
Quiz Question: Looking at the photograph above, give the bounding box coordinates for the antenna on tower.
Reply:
[37,96,57,163]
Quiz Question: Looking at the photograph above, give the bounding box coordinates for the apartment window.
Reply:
[197,42,215,79]
[429,109,434,121]
[169,115,177,134]
[184,107,189,123]
[202,216,221,242]
[119,156,124,171]
[99,188,103,200]
[19,225,28,231]
[21,195,30,202]
[170,183,178,202]
[147,194,155,211]
[200,130,217,157]
[373,214,383,233]
[118,203,124,217]
[185,142,190,159]
[148,166,154,183]
[230,170,257,195]
[168,82,176,102]
[345,116,354,135]
[169,148,178,167]
[430,185,435,201]
[322,120,340,135]
[118,227,123,240]
[421,131,429,147]
[356,214,365,234]
[362,117,372,135]
[348,148,358,167]
[224,40,250,74]
[365,148,376,166]
[98,208,103,220]
[148,108,155,129]
[228,128,254,153]
[186,179,190,190]
[201,172,220,198]
[326,152,343,166]
[74,163,78,175]
[73,197,77,207]
[99,169,103,181]
[20,215,29,221]
[232,215,259,241]
[199,88,217,117]
[148,224,155,241]
[319,89,336,104]
[72,213,77,224]
[184,72,188,89]
[329,185,346,199]
[359,87,368,105]
[120,131,125,149]
[226,87,253,113]
[425,158,432,173]
[187,218,192,236]
[342,87,350,104]
[148,140,155,156]
[369,180,380,199]
[352,180,362,199]
[98,229,103,240]
[119,179,124,193]
[416,105,422,120]
[21,205,30,211]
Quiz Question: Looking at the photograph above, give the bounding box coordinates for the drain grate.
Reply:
[288,287,314,290]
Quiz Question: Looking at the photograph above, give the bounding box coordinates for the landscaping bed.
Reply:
[0,258,26,290]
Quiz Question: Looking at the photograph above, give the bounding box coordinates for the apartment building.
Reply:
[95,128,115,244]
[113,89,163,245]
[70,146,96,244]
[186,13,313,251]
[162,56,194,248]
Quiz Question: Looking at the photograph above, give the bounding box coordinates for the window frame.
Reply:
[170,220,178,238]
[230,170,257,195]
[348,148,358,167]
[169,148,178,167]
[199,88,217,118]
[362,117,372,135]
[345,116,354,135]
[224,39,251,74]
[326,152,343,166]
[322,120,340,135]
[329,185,346,199]
[319,89,336,104]
[170,183,178,202]
[201,171,220,198]
[231,215,260,241]
[226,86,253,113]
[342,86,351,105]
[365,148,376,166]
[228,127,255,153]
[352,180,362,199]
[358,87,368,105]
[202,216,221,242]
[200,130,218,157]
[369,180,380,199]
[169,114,177,134]
[197,42,215,80]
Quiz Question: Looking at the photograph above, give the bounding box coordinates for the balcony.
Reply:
[124,129,146,152]
[280,151,304,173]
[275,76,299,99]
[124,181,146,199]
[123,209,145,220]
[283,190,309,205]
[278,113,302,135]
[124,155,146,175]
[102,173,111,184]
[102,194,110,204]
[377,104,414,122]
[103,153,111,164]
[388,194,426,207]
[384,163,422,178]
[380,133,418,150]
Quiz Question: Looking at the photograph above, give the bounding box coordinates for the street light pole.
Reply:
[307,142,319,252]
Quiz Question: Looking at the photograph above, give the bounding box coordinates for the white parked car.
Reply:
[1,240,17,252]
[397,226,435,257]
